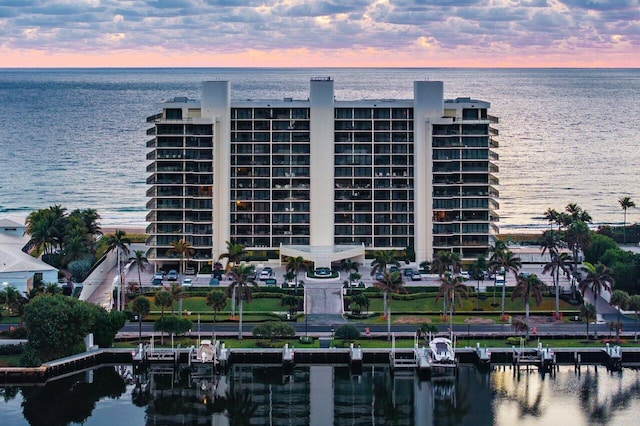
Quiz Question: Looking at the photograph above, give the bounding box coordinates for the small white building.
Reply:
[0,216,59,294]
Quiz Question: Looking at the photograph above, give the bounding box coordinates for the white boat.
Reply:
[196,340,217,363]
[429,337,456,364]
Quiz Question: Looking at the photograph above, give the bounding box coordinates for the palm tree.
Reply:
[542,250,572,319]
[431,250,462,278]
[370,250,400,317]
[566,220,592,280]
[628,294,640,342]
[103,229,131,311]
[609,289,629,343]
[131,250,149,292]
[206,290,227,339]
[350,293,370,315]
[579,262,615,340]
[488,240,508,306]
[581,303,596,340]
[565,203,592,224]
[131,296,151,343]
[436,275,468,337]
[489,249,522,319]
[281,294,302,315]
[154,289,173,344]
[218,240,247,272]
[543,208,560,230]
[341,259,359,281]
[373,270,406,340]
[167,282,185,315]
[619,196,636,244]
[167,239,194,278]
[285,256,307,295]
[511,274,545,340]
[227,264,258,340]
[469,256,487,311]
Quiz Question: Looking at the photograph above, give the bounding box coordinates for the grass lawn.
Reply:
[0,354,22,367]
[134,296,285,315]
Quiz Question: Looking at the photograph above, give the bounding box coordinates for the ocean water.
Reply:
[0,68,638,232]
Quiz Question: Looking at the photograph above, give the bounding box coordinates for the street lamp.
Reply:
[331,326,335,347]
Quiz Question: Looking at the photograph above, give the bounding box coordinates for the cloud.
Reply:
[0,0,637,66]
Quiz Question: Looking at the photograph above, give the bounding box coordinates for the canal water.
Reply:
[2,364,639,425]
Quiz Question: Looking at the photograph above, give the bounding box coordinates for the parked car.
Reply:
[151,277,163,286]
[167,270,178,281]
[259,269,273,281]
[460,270,470,279]
[403,268,414,278]
[182,278,192,286]
[209,277,219,286]
[411,272,422,281]
[153,272,164,281]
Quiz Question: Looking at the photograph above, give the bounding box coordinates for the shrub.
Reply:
[0,343,24,355]
[252,322,295,340]
[334,324,361,341]
[67,257,95,282]
[0,327,28,339]
[506,337,522,345]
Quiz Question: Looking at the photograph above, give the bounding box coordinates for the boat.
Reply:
[429,337,456,364]
[196,340,217,363]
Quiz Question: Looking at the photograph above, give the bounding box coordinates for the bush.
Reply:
[506,337,522,345]
[252,322,295,340]
[67,256,96,282]
[154,316,193,336]
[0,327,27,339]
[0,343,24,355]
[334,324,361,341]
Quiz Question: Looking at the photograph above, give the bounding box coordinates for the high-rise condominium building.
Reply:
[146,78,499,271]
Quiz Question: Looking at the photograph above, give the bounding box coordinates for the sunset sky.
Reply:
[1,0,638,68]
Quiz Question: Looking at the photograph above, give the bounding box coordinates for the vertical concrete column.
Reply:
[413,81,444,262]
[201,81,231,259]
[309,78,335,247]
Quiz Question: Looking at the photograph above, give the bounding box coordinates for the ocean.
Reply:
[0,68,638,232]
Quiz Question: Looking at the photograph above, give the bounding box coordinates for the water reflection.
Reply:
[3,365,640,425]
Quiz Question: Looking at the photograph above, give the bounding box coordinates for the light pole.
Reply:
[331,326,334,347]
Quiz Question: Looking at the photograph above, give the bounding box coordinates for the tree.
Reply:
[469,256,487,311]
[341,259,359,283]
[280,294,301,315]
[579,262,615,339]
[334,324,361,341]
[581,303,596,340]
[566,220,592,280]
[167,282,185,315]
[131,296,151,343]
[609,289,629,343]
[218,240,247,272]
[252,322,295,341]
[436,275,468,337]
[227,264,258,339]
[628,294,640,342]
[511,274,545,340]
[542,250,572,319]
[206,290,227,339]
[370,249,401,278]
[350,293,370,315]
[285,256,307,295]
[154,290,173,344]
[543,208,561,230]
[131,250,149,292]
[619,196,636,244]
[370,249,400,316]
[489,248,522,319]
[21,294,123,365]
[103,229,131,311]
[417,323,439,342]
[431,250,462,278]
[167,239,194,278]
[373,270,406,340]
[154,315,193,339]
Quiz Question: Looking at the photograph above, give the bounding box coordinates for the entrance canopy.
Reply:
[280,244,365,268]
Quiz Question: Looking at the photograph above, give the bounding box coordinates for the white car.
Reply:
[259,270,273,281]
[182,278,193,286]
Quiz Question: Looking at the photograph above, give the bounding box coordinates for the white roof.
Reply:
[0,246,57,274]
[0,216,26,228]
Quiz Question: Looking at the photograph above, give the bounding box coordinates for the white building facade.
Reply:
[146,79,499,270]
